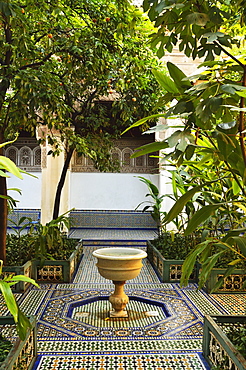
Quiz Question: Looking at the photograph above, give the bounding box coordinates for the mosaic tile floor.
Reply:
[3,244,246,369]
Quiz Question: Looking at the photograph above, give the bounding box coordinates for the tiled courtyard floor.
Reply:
[2,244,246,369]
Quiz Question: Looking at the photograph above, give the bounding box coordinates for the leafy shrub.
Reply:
[213,323,246,369]
[0,334,12,363]
[6,213,79,265]
[151,232,246,270]
[223,323,246,358]
[210,245,246,269]
[151,232,201,260]
[6,234,35,266]
[6,234,78,266]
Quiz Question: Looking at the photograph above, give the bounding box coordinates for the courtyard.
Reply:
[1,213,245,369]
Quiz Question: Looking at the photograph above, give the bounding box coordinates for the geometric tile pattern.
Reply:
[210,293,246,315]
[68,228,158,240]
[181,289,227,316]
[35,286,204,340]
[69,210,158,229]
[3,236,245,370]
[37,339,204,354]
[25,243,213,369]
[73,247,161,284]
[33,353,210,370]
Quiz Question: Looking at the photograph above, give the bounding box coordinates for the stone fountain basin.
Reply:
[92,247,147,281]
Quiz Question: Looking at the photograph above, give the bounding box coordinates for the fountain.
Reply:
[92,247,147,318]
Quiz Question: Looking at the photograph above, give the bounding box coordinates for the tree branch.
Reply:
[239,66,246,165]
[213,40,246,69]
[19,52,53,70]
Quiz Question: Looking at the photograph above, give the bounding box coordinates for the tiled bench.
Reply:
[7,209,158,242]
[68,210,158,242]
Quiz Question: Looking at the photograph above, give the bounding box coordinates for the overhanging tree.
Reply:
[40,1,165,220]
[124,0,246,289]
[0,0,164,262]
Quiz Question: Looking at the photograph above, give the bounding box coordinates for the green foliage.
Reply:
[0,0,166,227]
[6,232,78,266]
[0,0,164,159]
[6,234,35,266]
[151,232,201,260]
[124,0,246,290]
[226,324,246,358]
[135,176,166,234]
[0,140,22,179]
[0,260,39,340]
[0,333,12,363]
[6,211,78,266]
[26,212,76,264]
[212,322,246,369]
[142,0,245,61]
[0,147,39,341]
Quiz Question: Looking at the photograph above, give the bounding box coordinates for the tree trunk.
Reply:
[0,134,7,264]
[52,147,74,220]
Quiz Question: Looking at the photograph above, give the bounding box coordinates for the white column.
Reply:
[155,118,177,231]
[38,127,70,225]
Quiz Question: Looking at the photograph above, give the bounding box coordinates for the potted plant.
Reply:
[0,260,38,370]
[0,316,37,370]
[135,176,166,236]
[4,215,82,290]
[122,0,246,294]
[202,315,246,370]
[0,143,38,369]
[137,176,201,283]
[4,226,33,293]
[124,59,246,292]
[27,213,82,283]
[147,232,201,283]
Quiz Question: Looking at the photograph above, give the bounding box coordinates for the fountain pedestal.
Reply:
[109,281,129,317]
[92,247,147,318]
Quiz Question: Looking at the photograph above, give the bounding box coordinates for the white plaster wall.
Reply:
[6,172,42,209]
[70,173,159,210]
[6,171,162,212]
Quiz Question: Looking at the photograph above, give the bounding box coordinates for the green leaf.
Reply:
[121,114,167,135]
[138,176,159,197]
[152,69,179,93]
[7,275,40,287]
[186,12,209,26]
[7,188,22,194]
[167,62,191,91]
[180,240,211,286]
[167,130,182,147]
[185,145,195,160]
[236,90,246,98]
[226,236,246,258]
[0,281,18,321]
[204,31,225,43]
[0,170,10,177]
[228,258,242,266]
[210,265,235,293]
[198,250,225,288]
[0,136,18,148]
[163,184,204,224]
[0,156,23,179]
[131,141,168,158]
[16,309,32,341]
[184,204,224,235]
